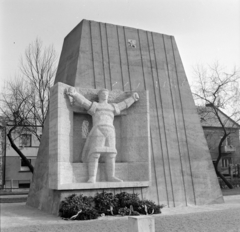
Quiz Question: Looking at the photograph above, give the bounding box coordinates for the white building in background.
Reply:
[198,105,240,175]
[2,125,41,190]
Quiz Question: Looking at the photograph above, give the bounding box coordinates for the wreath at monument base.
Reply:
[59,192,164,220]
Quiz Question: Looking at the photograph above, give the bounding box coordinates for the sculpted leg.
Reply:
[87,153,100,183]
[105,154,123,182]
[85,129,105,183]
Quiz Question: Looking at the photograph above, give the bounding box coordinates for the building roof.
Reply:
[197,105,240,129]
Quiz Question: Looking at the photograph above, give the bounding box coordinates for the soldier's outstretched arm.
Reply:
[65,87,92,110]
[117,92,139,112]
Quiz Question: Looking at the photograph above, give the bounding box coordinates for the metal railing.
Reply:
[227,164,240,179]
[1,179,30,192]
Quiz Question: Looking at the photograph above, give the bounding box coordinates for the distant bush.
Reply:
[59,191,164,220]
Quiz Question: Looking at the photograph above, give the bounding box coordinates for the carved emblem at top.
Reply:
[128,39,137,48]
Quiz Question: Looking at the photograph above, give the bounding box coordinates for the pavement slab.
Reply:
[1,195,240,232]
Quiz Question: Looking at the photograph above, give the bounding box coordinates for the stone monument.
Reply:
[27,19,224,215]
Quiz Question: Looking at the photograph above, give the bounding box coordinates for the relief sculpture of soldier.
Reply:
[66,87,139,183]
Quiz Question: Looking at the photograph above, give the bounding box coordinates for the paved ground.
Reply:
[1,194,240,232]
[0,194,28,203]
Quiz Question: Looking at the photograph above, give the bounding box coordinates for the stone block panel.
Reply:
[49,162,149,189]
[120,136,150,163]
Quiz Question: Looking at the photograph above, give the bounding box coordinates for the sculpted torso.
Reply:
[90,103,115,127]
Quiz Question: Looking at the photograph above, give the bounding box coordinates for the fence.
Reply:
[227,164,240,179]
[1,179,30,192]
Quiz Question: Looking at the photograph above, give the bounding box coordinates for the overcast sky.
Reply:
[1,0,240,91]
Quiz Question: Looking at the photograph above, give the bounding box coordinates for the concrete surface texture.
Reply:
[27,19,223,214]
[1,195,240,232]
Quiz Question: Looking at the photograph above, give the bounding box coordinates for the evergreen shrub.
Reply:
[59,191,164,220]
[94,191,119,215]
[59,194,98,220]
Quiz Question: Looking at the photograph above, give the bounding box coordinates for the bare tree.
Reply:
[0,39,57,173]
[192,62,240,188]
[21,38,56,128]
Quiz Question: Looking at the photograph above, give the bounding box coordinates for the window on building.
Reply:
[222,157,232,168]
[20,159,31,171]
[221,135,232,146]
[20,134,32,147]
[18,180,30,188]
[226,136,232,146]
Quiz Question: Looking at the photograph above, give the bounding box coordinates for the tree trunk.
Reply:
[214,134,233,189]
[215,168,233,189]
[7,128,34,173]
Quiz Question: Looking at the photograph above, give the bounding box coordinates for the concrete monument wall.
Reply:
[27,19,223,214]
[49,83,150,189]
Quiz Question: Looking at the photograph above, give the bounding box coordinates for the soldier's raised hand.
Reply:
[66,87,76,97]
[132,92,139,101]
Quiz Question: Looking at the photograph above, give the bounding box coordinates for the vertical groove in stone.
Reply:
[151,33,174,207]
[89,21,96,88]
[150,129,160,205]
[137,29,146,90]
[147,31,169,207]
[123,27,132,91]
[116,26,124,91]
[150,32,172,207]
[171,37,197,205]
[99,22,107,89]
[162,35,187,206]
[105,23,112,90]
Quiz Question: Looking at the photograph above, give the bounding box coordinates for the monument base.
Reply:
[54,181,149,190]
[50,162,150,189]
[27,184,149,215]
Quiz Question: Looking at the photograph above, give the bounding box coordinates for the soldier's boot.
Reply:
[106,154,123,182]
[87,154,100,183]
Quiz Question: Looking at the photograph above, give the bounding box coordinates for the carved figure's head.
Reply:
[98,89,109,102]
